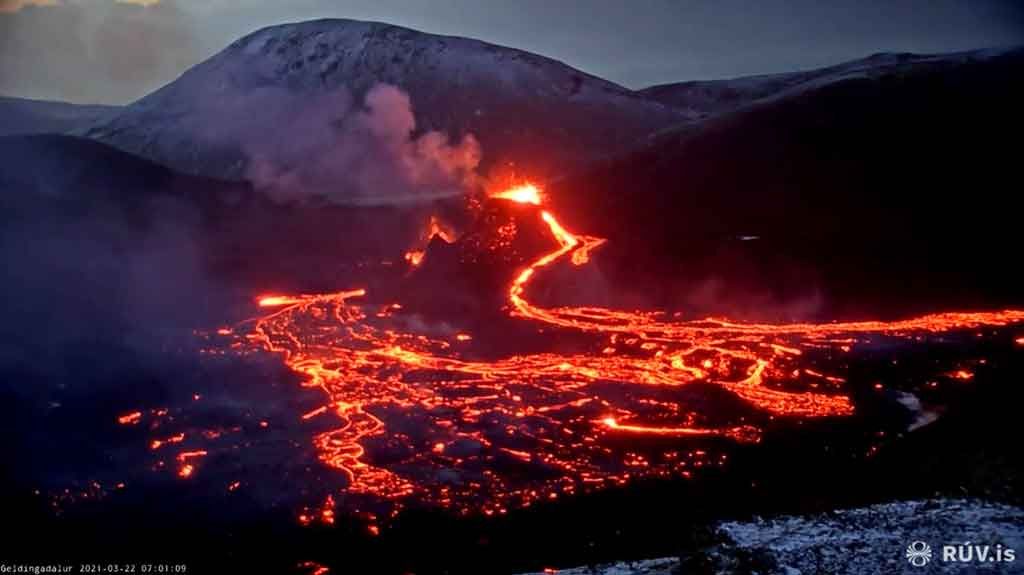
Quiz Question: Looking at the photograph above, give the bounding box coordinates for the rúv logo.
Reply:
[906,541,932,567]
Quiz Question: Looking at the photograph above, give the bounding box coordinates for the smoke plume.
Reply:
[241,84,482,206]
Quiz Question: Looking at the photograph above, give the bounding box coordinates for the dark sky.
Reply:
[2,0,1023,104]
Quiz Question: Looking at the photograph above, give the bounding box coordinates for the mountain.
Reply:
[0,96,120,137]
[552,47,1024,319]
[639,47,1021,119]
[82,18,686,190]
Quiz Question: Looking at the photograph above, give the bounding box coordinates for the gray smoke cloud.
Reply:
[240,84,482,205]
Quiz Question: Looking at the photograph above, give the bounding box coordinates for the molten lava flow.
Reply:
[601,417,759,442]
[117,411,142,425]
[491,183,542,205]
[405,215,457,267]
[162,182,1024,523]
[427,215,456,243]
[259,295,305,308]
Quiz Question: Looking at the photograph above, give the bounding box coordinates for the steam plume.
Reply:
[242,84,482,205]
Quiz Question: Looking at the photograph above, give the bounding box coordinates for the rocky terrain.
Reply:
[517,499,1023,574]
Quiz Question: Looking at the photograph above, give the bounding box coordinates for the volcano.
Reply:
[2,13,1023,575]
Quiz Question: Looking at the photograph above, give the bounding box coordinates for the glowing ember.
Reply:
[150,433,185,450]
[117,411,142,425]
[298,561,330,575]
[176,450,207,479]
[404,250,425,267]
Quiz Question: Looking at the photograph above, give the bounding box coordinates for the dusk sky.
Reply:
[2,0,1022,104]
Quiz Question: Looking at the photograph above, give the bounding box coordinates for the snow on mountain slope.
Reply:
[82,19,686,202]
[640,46,1022,119]
[0,96,120,137]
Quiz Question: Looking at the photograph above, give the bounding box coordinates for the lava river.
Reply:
[134,184,1024,525]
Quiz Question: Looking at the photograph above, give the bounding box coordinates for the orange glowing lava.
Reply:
[404,215,456,267]
[117,411,142,425]
[491,183,543,205]
[259,295,304,308]
[404,250,425,267]
[165,183,1024,521]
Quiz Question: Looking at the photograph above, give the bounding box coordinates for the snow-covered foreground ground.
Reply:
[517,499,1023,574]
[518,558,678,575]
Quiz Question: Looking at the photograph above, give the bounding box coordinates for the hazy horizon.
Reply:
[2,0,1022,105]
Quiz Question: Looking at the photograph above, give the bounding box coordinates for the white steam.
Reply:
[242,84,481,205]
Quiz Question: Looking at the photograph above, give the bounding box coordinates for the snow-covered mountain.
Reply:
[640,47,1022,119]
[0,96,120,137]
[15,19,1020,207]
[81,19,686,191]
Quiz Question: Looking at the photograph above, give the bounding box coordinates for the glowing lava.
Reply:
[259,295,305,308]
[491,183,543,205]
[157,183,1024,522]
[117,411,142,425]
[404,250,425,267]
[404,215,456,267]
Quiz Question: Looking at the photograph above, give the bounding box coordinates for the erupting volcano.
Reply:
[4,7,1023,572]
[124,183,1024,531]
